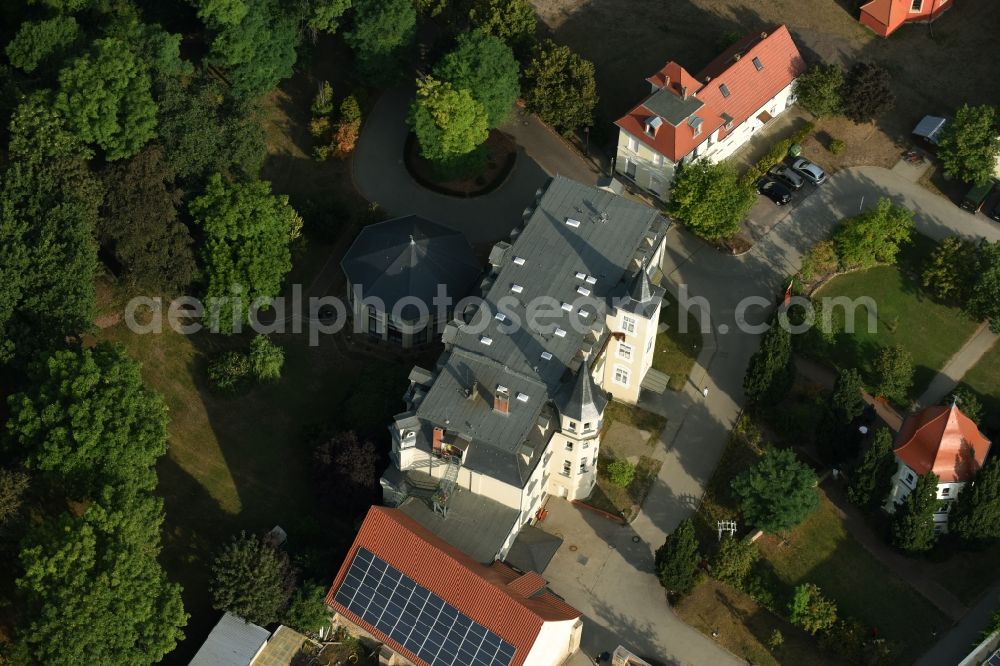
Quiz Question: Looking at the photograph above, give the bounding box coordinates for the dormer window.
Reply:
[688,115,703,137]
[644,116,663,137]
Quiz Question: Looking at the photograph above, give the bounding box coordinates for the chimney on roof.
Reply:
[705,76,712,83]
[466,380,479,401]
[734,53,741,61]
[432,426,444,454]
[494,385,510,415]
[681,85,688,99]
[761,31,768,39]
[663,75,670,87]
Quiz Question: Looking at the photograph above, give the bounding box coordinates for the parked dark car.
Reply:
[790,157,827,185]
[757,177,792,205]
[984,185,1000,222]
[768,165,805,190]
[961,180,994,213]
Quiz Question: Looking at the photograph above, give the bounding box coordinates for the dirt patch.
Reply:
[802,116,902,171]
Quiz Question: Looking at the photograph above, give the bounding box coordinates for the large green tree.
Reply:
[0,98,102,362]
[937,104,1000,186]
[468,0,536,51]
[194,0,301,99]
[523,40,597,135]
[968,241,1000,332]
[891,471,939,552]
[848,427,896,511]
[434,31,520,128]
[922,235,978,305]
[189,174,300,333]
[950,458,1000,541]
[742,324,794,408]
[831,367,865,423]
[211,531,296,625]
[874,344,913,406]
[346,0,416,85]
[4,344,169,498]
[667,160,756,240]
[732,447,819,533]
[5,16,81,73]
[13,491,187,666]
[55,37,157,160]
[654,518,700,596]
[308,0,352,34]
[408,76,489,176]
[100,144,196,294]
[842,61,895,124]
[793,63,844,118]
[834,197,913,270]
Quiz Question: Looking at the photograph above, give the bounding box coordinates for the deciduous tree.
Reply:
[468,0,536,51]
[891,471,939,552]
[314,431,380,512]
[334,94,362,156]
[968,241,1000,332]
[797,240,838,283]
[834,197,913,270]
[408,76,489,177]
[789,583,837,635]
[282,582,330,634]
[99,144,196,294]
[831,368,865,423]
[950,458,1000,541]
[842,61,895,124]
[667,160,756,240]
[874,345,912,406]
[434,31,520,128]
[848,427,896,511]
[742,324,794,408]
[937,104,1000,186]
[5,16,81,73]
[793,63,844,118]
[921,235,978,305]
[731,447,819,533]
[211,531,295,626]
[711,537,759,589]
[346,0,416,85]
[523,40,597,135]
[249,335,284,381]
[4,343,169,498]
[654,518,700,596]
[308,0,352,34]
[0,468,30,525]
[55,37,157,160]
[189,174,300,333]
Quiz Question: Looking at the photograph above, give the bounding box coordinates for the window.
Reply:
[480,336,493,346]
[582,441,590,449]
[565,441,574,451]
[579,458,588,473]
[752,57,763,71]
[577,286,591,296]
[583,422,592,431]
[562,461,571,477]
[540,351,553,361]
[516,392,529,402]
[719,83,731,98]
[622,315,636,334]
[905,472,915,484]
[565,218,581,228]
[618,342,633,360]
[652,153,663,167]
[554,327,567,338]
[627,136,638,152]
[614,366,630,386]
[911,0,923,10]
[510,283,523,293]
[941,487,951,497]
[568,421,576,432]
[646,337,654,353]
[688,115,703,136]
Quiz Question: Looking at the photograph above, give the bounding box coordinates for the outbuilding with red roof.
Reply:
[613,25,805,200]
[884,402,991,533]
[859,0,953,37]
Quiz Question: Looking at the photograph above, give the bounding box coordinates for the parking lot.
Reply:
[744,159,825,244]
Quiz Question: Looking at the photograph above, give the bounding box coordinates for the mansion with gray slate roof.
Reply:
[380,176,670,563]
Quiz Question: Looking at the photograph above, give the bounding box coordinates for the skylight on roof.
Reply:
[513,256,525,266]
[540,351,553,361]
[495,312,506,321]
[585,275,597,285]
[561,302,572,311]
[511,284,523,294]
[516,393,529,403]
[719,83,731,98]
[565,218,581,228]
[554,327,566,338]
[577,286,591,296]
[574,271,586,280]
[578,309,590,318]
[480,336,493,346]
[752,56,763,71]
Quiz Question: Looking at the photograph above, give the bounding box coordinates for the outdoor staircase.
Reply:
[432,456,462,517]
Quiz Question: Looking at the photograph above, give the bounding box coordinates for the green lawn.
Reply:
[813,236,979,399]
[652,295,703,391]
[957,340,1000,430]
[582,453,662,522]
[755,497,947,663]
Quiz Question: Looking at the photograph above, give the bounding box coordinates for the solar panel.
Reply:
[334,548,517,666]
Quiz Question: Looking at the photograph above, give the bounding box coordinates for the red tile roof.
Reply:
[860,0,953,36]
[615,25,805,163]
[894,404,991,483]
[325,507,580,666]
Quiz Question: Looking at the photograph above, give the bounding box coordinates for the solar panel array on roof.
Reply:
[335,548,517,666]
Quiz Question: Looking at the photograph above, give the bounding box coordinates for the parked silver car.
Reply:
[791,157,827,185]
[768,165,805,190]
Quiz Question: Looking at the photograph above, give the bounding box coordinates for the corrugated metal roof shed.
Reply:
[189,613,270,666]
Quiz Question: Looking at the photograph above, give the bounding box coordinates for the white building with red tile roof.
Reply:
[325,506,582,666]
[613,25,806,200]
[884,403,992,533]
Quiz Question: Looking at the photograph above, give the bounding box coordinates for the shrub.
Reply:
[309,116,330,138]
[829,138,845,155]
[311,80,334,116]
[249,335,284,381]
[921,236,978,305]
[711,538,759,589]
[607,460,636,488]
[208,351,251,393]
[739,122,814,186]
[798,240,838,283]
[789,583,838,635]
[834,197,913,270]
[654,518,701,596]
[334,94,364,156]
[768,629,784,650]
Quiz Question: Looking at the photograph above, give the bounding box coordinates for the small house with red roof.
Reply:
[884,403,991,533]
[325,506,583,666]
[859,0,953,37]
[613,25,805,200]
